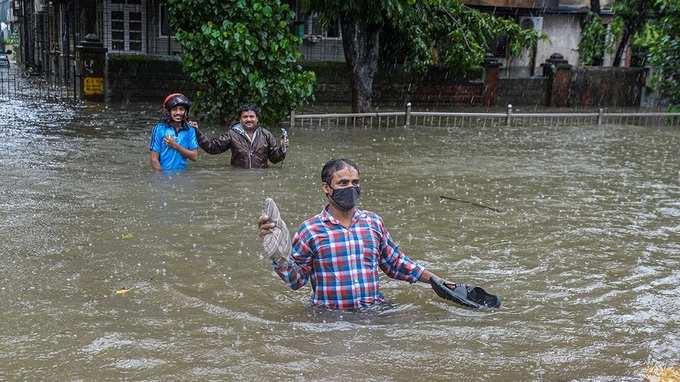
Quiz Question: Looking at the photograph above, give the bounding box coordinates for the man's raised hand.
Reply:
[257,214,275,239]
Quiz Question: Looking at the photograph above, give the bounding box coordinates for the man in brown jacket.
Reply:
[195,104,288,168]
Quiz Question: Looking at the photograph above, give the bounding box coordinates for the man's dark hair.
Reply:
[239,103,260,117]
[321,159,359,184]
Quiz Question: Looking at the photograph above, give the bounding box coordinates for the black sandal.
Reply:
[430,276,501,309]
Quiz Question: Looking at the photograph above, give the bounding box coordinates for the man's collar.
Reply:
[167,121,190,131]
[231,123,260,139]
[320,204,364,225]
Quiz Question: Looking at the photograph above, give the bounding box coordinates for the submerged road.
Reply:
[1,94,680,381]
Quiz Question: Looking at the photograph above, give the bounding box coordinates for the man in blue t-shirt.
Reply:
[149,93,199,171]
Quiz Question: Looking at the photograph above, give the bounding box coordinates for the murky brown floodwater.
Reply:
[1,96,679,381]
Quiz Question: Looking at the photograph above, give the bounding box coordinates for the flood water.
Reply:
[1,97,679,381]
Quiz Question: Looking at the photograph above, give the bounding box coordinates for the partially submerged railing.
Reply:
[0,70,77,101]
[288,104,680,128]
[290,111,407,129]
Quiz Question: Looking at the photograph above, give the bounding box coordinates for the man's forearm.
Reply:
[177,146,198,161]
[196,130,230,154]
[169,143,198,161]
[150,152,161,171]
[273,258,309,290]
[418,269,434,284]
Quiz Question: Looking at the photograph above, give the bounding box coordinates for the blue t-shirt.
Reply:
[149,122,198,170]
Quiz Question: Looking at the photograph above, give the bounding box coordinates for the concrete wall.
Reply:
[569,67,645,107]
[498,14,584,78]
[307,63,350,103]
[497,77,548,106]
[498,67,645,108]
[377,81,483,107]
[105,57,644,109]
[106,54,200,102]
[309,63,484,107]
[536,14,583,74]
[105,58,484,107]
[377,69,483,107]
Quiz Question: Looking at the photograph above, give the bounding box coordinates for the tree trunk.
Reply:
[590,0,601,15]
[613,0,649,67]
[339,15,380,113]
[613,27,631,67]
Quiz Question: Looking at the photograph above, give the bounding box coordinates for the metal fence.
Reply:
[288,104,680,129]
[0,68,78,101]
[290,111,408,129]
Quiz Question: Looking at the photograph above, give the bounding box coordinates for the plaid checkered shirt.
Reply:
[272,206,425,310]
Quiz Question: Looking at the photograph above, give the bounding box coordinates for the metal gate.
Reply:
[0,65,78,102]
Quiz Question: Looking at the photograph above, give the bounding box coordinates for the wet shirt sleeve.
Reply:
[149,124,163,153]
[273,225,314,290]
[376,216,425,283]
[186,127,198,150]
[265,129,286,164]
[197,129,231,154]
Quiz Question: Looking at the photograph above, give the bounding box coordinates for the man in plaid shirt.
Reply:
[258,159,446,310]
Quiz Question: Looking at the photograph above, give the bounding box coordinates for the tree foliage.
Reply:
[610,0,651,67]
[167,0,315,125]
[380,0,542,74]
[601,0,680,107]
[636,0,680,107]
[579,13,609,65]
[305,0,540,111]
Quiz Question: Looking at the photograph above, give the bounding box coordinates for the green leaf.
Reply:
[167,0,315,124]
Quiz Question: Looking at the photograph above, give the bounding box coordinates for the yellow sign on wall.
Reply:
[83,77,104,96]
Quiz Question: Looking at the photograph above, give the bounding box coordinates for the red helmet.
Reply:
[163,93,192,111]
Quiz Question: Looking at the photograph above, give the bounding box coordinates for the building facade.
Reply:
[12,0,630,97]
[465,0,617,77]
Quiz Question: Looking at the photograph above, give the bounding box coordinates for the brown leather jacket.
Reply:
[196,124,286,168]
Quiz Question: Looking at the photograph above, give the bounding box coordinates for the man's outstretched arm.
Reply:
[195,127,231,155]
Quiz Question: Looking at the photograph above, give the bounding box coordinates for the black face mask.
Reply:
[328,185,361,210]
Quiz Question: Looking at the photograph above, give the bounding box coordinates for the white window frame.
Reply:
[104,0,146,54]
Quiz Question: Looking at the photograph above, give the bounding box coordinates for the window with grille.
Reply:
[304,14,341,39]
[107,0,145,53]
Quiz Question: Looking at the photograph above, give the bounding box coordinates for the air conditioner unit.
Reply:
[519,16,543,33]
